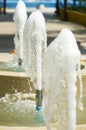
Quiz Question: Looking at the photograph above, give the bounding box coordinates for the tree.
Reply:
[3,0,6,14]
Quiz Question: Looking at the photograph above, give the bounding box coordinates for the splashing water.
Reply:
[23,10,47,110]
[0,92,45,126]
[0,0,27,72]
[23,10,47,88]
[42,28,83,130]
[0,61,25,72]
[13,0,27,66]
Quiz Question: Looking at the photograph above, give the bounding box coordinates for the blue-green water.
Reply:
[0,61,25,72]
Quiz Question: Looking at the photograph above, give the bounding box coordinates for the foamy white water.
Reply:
[23,10,47,91]
[43,28,83,130]
[13,0,27,64]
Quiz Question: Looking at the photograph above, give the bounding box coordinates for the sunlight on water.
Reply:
[0,93,45,127]
[43,28,82,130]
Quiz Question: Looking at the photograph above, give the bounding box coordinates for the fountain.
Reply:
[0,2,86,130]
[13,0,27,66]
[0,0,27,72]
[42,28,83,130]
[23,10,47,111]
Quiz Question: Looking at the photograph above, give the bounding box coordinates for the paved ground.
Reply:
[0,8,86,57]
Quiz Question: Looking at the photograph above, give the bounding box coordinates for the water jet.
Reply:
[13,0,27,66]
[23,10,47,111]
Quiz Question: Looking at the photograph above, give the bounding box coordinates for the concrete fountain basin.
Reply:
[0,125,85,130]
[0,53,86,130]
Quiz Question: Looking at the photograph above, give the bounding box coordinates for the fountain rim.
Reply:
[0,124,86,130]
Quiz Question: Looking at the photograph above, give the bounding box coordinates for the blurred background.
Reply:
[0,0,86,54]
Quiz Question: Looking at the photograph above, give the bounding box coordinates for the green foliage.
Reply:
[68,6,86,13]
[67,0,86,14]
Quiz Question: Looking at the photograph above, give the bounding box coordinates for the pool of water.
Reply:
[0,59,86,127]
[0,97,45,127]
[77,96,86,125]
[0,94,86,127]
[0,61,25,72]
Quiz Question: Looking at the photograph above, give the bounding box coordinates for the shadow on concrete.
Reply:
[77,41,86,55]
[0,12,14,22]
[0,11,58,52]
[0,11,86,55]
[47,36,55,46]
[0,35,14,52]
